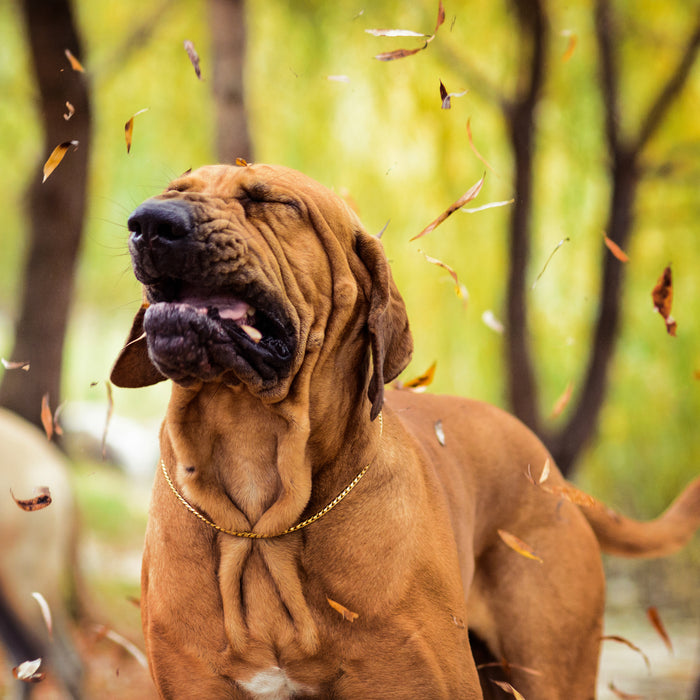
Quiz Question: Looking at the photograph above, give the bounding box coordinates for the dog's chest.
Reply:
[238,666,317,698]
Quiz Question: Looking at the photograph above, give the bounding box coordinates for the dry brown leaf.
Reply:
[371,1,444,61]
[411,174,485,241]
[183,40,202,79]
[11,486,52,512]
[327,597,359,622]
[31,593,53,640]
[603,233,629,263]
[466,119,496,174]
[434,419,446,446]
[1,358,30,371]
[497,529,543,563]
[124,108,149,154]
[418,249,469,303]
[12,658,45,683]
[64,48,84,72]
[550,381,574,419]
[651,265,677,336]
[439,80,468,109]
[491,680,526,700]
[40,393,53,440]
[646,606,673,654]
[42,141,79,183]
[401,361,437,390]
[63,101,75,121]
[601,635,651,671]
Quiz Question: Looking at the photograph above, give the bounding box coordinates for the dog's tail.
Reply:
[580,476,700,558]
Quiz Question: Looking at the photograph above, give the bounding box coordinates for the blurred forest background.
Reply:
[0,0,699,697]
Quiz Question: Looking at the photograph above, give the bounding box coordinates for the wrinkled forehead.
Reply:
[162,163,362,237]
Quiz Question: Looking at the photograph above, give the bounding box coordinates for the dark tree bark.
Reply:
[499,0,700,475]
[208,0,252,163]
[0,0,91,431]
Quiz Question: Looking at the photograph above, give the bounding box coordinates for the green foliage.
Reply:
[0,0,698,515]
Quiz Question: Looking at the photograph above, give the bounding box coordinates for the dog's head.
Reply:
[111,164,412,418]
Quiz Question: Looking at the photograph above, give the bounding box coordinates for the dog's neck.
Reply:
[160,378,377,533]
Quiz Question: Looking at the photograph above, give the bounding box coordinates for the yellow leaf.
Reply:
[42,141,79,183]
[64,48,84,72]
[327,597,359,622]
[497,529,543,563]
[401,361,437,389]
[124,108,149,154]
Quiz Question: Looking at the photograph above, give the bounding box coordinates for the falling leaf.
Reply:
[540,482,603,510]
[235,158,249,167]
[63,101,75,121]
[1,358,30,371]
[497,529,543,563]
[601,635,651,670]
[651,265,677,336]
[411,174,485,240]
[374,46,426,61]
[482,310,504,334]
[11,486,52,512]
[646,606,673,653]
[539,458,551,484]
[608,683,643,700]
[101,381,114,460]
[418,249,469,303]
[124,108,149,154]
[371,1,445,61]
[183,40,202,79]
[31,593,53,640]
[41,393,53,440]
[42,140,79,183]
[94,625,148,668]
[365,28,429,38]
[64,49,84,72]
[327,597,359,622]
[561,30,578,62]
[491,680,526,700]
[550,381,574,419]
[12,658,45,683]
[466,119,497,174]
[461,199,514,214]
[603,233,629,263]
[402,361,437,390]
[439,80,468,109]
[434,419,446,446]
[532,237,570,288]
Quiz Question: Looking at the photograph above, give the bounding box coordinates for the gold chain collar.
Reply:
[160,412,383,539]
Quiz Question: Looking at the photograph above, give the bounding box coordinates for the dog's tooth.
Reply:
[240,324,262,343]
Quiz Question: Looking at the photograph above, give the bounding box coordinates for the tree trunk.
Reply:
[208,0,252,163]
[0,0,91,431]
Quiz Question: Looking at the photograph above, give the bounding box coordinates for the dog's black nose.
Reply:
[128,199,193,243]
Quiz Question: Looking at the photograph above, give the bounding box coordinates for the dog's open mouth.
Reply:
[142,278,296,387]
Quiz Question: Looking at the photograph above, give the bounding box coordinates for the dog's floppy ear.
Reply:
[355,232,413,420]
[110,304,166,388]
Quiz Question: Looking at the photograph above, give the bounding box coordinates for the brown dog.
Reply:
[111,163,700,699]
